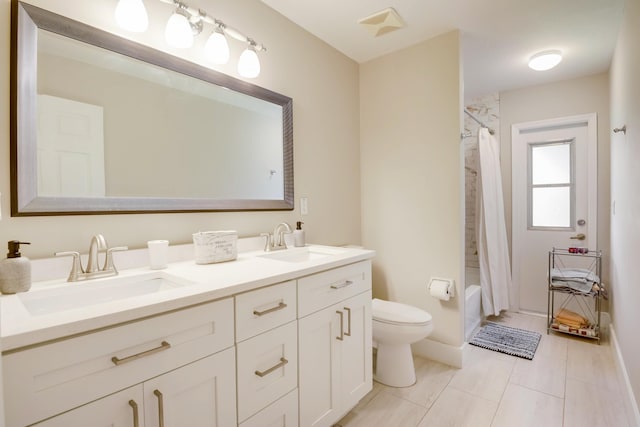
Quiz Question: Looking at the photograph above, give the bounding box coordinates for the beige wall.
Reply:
[610,0,640,415]
[500,73,611,284]
[0,0,361,258]
[360,31,464,348]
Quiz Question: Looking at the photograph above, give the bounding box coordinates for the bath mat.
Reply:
[469,322,541,360]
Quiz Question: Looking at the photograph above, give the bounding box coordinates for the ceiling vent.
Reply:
[358,7,405,37]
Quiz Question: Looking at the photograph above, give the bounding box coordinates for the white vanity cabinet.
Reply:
[32,348,237,427]
[1,250,374,427]
[3,298,235,426]
[298,261,373,427]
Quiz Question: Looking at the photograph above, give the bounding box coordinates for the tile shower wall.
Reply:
[464,93,500,270]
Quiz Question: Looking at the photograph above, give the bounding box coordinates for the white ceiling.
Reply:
[260,0,625,101]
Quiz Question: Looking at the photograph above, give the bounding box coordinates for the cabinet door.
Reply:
[144,347,236,427]
[339,291,372,410]
[33,385,144,427]
[298,305,342,427]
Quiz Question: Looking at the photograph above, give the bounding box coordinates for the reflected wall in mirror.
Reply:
[11,1,294,215]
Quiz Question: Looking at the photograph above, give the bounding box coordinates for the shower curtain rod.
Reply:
[464,109,495,135]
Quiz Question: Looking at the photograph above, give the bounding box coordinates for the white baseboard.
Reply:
[411,337,465,368]
[609,324,640,426]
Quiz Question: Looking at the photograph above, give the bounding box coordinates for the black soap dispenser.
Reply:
[294,221,305,247]
[0,241,32,294]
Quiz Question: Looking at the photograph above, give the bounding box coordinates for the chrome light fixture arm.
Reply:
[158,0,266,51]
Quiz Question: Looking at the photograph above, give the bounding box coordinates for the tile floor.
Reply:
[336,311,633,427]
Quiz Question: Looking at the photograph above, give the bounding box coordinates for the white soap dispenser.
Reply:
[294,221,305,247]
[0,240,32,294]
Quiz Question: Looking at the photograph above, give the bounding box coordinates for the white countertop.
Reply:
[0,244,375,352]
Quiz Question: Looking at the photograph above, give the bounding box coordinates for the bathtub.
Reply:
[465,267,482,341]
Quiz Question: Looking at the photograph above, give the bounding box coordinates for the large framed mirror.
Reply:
[10,1,294,216]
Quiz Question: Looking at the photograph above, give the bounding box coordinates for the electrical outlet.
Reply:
[300,197,308,215]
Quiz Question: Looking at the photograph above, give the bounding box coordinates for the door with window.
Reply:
[511,114,597,313]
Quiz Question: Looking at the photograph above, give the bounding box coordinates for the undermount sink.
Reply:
[18,272,194,316]
[258,246,347,263]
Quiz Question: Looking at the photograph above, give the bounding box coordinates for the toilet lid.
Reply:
[372,298,432,326]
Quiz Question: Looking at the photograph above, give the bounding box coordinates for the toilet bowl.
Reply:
[372,298,433,387]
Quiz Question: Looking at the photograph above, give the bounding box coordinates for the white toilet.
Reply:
[372,298,433,387]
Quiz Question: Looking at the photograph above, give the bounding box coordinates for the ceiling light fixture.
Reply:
[528,50,562,71]
[115,0,266,78]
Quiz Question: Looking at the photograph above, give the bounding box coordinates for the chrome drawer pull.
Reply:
[255,357,289,377]
[154,390,165,427]
[253,301,287,316]
[129,400,140,427]
[344,307,352,336]
[111,341,171,366]
[331,280,353,290]
[336,310,344,341]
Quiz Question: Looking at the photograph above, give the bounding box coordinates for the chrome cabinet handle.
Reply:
[154,390,165,427]
[344,307,352,336]
[570,233,586,240]
[331,280,353,289]
[255,357,289,377]
[336,310,344,341]
[111,341,171,365]
[253,301,287,316]
[129,400,140,427]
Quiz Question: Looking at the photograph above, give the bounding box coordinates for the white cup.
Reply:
[147,240,169,270]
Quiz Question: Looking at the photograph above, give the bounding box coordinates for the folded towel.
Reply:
[555,317,588,329]
[551,279,594,294]
[550,268,600,283]
[556,308,587,323]
[555,308,589,328]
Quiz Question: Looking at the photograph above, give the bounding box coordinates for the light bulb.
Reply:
[115,0,148,32]
[165,8,193,48]
[238,45,260,78]
[528,50,562,71]
[204,29,230,64]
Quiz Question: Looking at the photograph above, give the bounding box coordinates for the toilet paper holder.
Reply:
[428,277,455,299]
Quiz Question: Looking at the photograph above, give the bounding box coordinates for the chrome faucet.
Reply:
[261,222,293,251]
[55,234,128,282]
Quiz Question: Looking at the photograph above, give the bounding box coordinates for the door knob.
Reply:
[570,233,586,240]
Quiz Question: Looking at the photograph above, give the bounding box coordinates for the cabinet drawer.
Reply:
[236,321,298,422]
[298,260,371,317]
[236,280,297,342]
[3,297,234,427]
[239,389,299,427]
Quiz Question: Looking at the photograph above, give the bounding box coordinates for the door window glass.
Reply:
[528,140,574,229]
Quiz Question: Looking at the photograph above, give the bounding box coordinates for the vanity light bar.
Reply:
[115,0,266,78]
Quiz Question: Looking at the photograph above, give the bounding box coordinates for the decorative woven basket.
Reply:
[192,231,238,264]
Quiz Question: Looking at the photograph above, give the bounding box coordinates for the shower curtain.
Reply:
[475,127,511,316]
